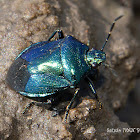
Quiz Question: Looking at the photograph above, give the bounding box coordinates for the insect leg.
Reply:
[47,30,64,41]
[87,77,102,109]
[58,30,64,39]
[29,41,34,45]
[102,63,118,77]
[64,88,80,122]
[22,100,52,115]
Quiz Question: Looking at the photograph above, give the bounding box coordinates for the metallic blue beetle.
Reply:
[6,16,123,120]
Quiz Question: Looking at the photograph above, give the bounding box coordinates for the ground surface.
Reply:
[0,0,139,140]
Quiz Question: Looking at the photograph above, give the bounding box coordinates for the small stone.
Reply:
[69,99,97,122]
[112,100,121,110]
[83,126,96,139]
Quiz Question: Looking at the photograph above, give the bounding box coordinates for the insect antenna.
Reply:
[102,63,118,77]
[101,15,123,51]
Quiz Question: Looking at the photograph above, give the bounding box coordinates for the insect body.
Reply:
[6,16,123,121]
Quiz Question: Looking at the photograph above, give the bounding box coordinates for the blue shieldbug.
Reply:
[6,15,123,121]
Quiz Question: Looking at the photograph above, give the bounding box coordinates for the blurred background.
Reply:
[116,0,140,140]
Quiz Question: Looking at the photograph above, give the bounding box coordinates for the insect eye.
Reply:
[92,62,97,68]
